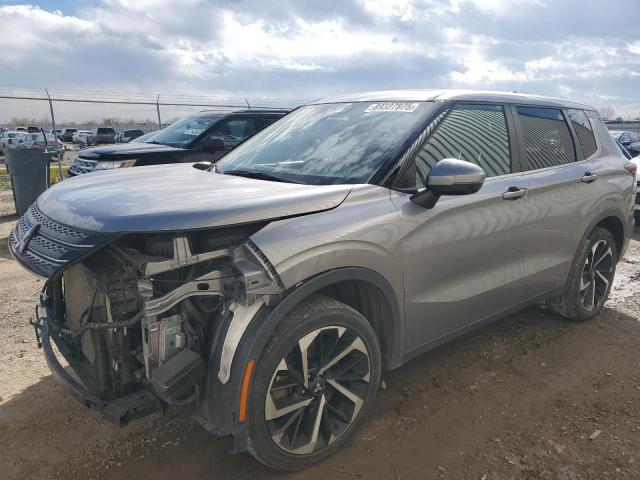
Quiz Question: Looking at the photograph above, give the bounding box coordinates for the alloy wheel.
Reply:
[264,325,371,455]
[580,239,614,311]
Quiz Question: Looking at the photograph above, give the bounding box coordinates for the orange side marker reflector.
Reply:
[239,359,255,423]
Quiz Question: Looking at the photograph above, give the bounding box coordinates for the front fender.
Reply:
[195,267,404,453]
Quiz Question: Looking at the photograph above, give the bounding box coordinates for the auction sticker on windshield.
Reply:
[183,129,205,136]
[364,103,419,113]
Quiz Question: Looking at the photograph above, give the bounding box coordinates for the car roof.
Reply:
[311,89,596,111]
[196,109,290,117]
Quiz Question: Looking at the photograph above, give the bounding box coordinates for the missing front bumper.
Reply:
[40,315,160,425]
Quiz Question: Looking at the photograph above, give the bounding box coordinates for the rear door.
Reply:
[513,106,607,296]
[391,102,532,355]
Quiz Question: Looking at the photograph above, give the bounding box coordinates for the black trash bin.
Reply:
[6,148,53,216]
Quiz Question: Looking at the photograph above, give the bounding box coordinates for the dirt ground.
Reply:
[0,189,639,480]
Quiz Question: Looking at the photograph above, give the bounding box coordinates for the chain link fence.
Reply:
[0,87,303,135]
[604,121,640,133]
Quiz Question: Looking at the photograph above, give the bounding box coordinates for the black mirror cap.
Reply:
[427,158,486,196]
[203,137,226,151]
[192,161,213,171]
[411,158,486,208]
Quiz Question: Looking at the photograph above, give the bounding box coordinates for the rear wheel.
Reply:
[247,296,381,470]
[547,227,617,321]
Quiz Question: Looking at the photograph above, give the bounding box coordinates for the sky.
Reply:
[1,0,640,118]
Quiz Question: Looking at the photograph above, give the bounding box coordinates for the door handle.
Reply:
[502,186,528,200]
[581,172,599,183]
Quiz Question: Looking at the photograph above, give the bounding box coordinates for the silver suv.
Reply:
[9,90,636,470]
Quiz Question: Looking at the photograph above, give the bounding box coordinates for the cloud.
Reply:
[0,0,639,117]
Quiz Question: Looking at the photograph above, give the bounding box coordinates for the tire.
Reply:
[547,227,618,321]
[247,295,382,471]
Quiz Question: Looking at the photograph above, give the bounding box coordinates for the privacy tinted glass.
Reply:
[404,104,511,188]
[567,109,597,158]
[517,106,576,169]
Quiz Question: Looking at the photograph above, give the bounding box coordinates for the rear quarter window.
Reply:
[567,109,597,158]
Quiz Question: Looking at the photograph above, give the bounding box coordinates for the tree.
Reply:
[599,107,616,121]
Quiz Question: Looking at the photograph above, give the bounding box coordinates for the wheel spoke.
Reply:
[593,243,612,269]
[595,270,610,290]
[319,336,367,375]
[587,279,596,309]
[326,378,364,417]
[298,330,320,389]
[265,395,313,421]
[293,394,326,455]
[579,274,590,292]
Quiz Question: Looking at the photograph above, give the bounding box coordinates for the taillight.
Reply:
[625,162,637,177]
[31,143,42,149]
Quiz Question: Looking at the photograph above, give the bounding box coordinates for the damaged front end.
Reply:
[12,204,282,426]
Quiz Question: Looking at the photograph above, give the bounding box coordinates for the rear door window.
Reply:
[516,106,576,170]
[209,118,257,147]
[566,109,597,158]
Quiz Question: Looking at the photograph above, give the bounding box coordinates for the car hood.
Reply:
[78,142,184,158]
[37,164,353,232]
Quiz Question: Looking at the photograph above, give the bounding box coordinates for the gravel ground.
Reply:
[0,189,639,480]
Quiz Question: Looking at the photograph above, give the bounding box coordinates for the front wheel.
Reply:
[247,295,382,471]
[547,227,618,321]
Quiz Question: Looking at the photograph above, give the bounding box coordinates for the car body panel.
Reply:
[251,185,405,297]
[390,174,531,353]
[37,164,353,232]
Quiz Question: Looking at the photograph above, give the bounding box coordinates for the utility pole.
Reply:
[156,94,162,129]
[45,88,63,185]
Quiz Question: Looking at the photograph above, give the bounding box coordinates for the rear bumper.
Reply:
[40,313,159,425]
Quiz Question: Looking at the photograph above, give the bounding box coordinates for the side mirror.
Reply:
[202,137,225,152]
[192,161,213,171]
[411,158,486,209]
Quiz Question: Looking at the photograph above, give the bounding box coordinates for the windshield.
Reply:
[217,102,434,185]
[149,116,220,147]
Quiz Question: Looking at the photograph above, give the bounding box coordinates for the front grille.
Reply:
[9,203,109,278]
[69,156,98,175]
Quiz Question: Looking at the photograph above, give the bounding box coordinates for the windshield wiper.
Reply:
[222,169,303,184]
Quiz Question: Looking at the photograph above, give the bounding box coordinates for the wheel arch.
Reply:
[199,267,404,453]
[568,208,630,282]
[250,267,404,373]
[593,214,625,255]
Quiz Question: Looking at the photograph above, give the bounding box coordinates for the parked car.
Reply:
[18,132,64,153]
[614,137,640,219]
[610,130,640,155]
[116,129,145,143]
[45,128,63,137]
[88,127,117,145]
[68,109,287,175]
[130,130,159,143]
[60,128,78,142]
[0,130,27,154]
[26,126,41,133]
[72,130,92,144]
[10,90,635,471]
